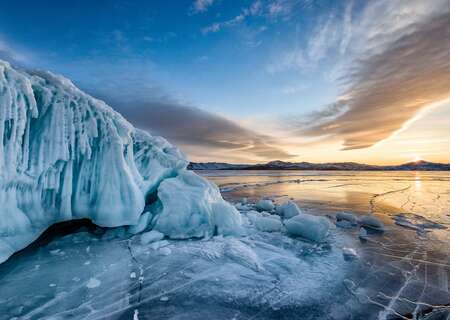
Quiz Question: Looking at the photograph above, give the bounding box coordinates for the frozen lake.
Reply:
[0,170,449,319]
[202,170,450,319]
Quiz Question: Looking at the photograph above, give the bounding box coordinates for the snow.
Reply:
[0,60,242,263]
[284,214,330,242]
[255,199,275,212]
[141,230,164,245]
[275,200,301,219]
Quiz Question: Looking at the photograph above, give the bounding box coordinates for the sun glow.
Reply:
[412,154,423,162]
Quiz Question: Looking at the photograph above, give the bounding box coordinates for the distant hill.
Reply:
[188,160,450,171]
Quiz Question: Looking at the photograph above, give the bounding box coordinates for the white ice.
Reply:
[255,199,275,212]
[275,200,301,219]
[284,214,330,242]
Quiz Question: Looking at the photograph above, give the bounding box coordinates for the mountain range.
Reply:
[188,160,450,171]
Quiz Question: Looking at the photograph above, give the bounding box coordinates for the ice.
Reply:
[0,59,242,263]
[0,221,350,319]
[275,200,301,219]
[284,214,330,242]
[255,199,275,212]
[253,215,284,232]
[393,213,446,232]
[336,212,357,225]
[342,247,358,261]
[128,212,152,235]
[140,230,164,245]
[224,238,263,271]
[358,227,368,241]
[86,278,101,288]
[359,215,385,231]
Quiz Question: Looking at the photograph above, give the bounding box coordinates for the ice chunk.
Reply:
[253,216,284,232]
[276,201,302,219]
[359,215,384,231]
[153,171,242,239]
[342,248,358,261]
[0,59,242,263]
[336,212,357,225]
[255,199,275,212]
[141,230,164,245]
[393,213,446,232]
[284,214,330,242]
[359,227,368,241]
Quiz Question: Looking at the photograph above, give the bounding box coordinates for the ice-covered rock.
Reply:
[359,215,384,231]
[0,59,242,263]
[284,214,330,242]
[255,199,275,212]
[276,201,302,219]
[141,230,164,245]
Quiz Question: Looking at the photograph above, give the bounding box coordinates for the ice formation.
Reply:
[255,199,274,212]
[284,214,330,242]
[0,60,242,263]
[359,215,384,231]
[275,200,301,219]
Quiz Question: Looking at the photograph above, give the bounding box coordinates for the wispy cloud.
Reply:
[190,0,215,14]
[297,4,450,150]
[202,0,264,34]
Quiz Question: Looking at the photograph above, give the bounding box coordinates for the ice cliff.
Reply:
[0,60,242,263]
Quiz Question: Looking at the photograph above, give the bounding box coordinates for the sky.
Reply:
[1,0,450,164]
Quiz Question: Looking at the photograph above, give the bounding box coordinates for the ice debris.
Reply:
[276,200,302,219]
[284,214,330,242]
[255,199,275,212]
[359,215,385,231]
[336,212,357,225]
[342,248,358,261]
[253,215,284,232]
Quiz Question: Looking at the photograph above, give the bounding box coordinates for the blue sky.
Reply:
[0,0,340,116]
[1,0,450,163]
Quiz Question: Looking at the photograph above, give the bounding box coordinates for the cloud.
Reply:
[0,38,30,65]
[201,0,264,34]
[190,0,215,14]
[110,100,295,162]
[299,9,450,150]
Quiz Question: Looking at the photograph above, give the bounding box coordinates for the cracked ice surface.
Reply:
[203,170,450,319]
[0,220,355,320]
[1,172,450,319]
